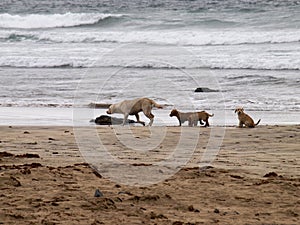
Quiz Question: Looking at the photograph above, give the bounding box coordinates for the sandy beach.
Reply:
[0,125,299,224]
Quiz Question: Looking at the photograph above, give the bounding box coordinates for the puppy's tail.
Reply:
[255,119,261,126]
[208,113,214,117]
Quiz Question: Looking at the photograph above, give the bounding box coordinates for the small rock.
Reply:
[188,205,195,212]
[20,168,31,175]
[173,221,184,225]
[263,172,278,178]
[214,208,220,214]
[94,189,103,197]
[195,87,219,93]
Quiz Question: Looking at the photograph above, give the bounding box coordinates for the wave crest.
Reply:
[0,12,124,29]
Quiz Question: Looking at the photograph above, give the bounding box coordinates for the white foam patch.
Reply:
[0,12,123,29]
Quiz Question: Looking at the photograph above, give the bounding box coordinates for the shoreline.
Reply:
[0,106,299,126]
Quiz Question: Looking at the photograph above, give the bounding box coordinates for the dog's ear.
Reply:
[241,108,244,112]
[234,109,237,113]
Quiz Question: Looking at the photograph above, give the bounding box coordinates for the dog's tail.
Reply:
[208,113,214,117]
[255,119,261,126]
[151,100,163,109]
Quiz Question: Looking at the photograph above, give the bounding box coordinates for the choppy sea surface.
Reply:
[0,0,299,125]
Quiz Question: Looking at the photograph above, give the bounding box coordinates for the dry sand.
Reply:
[0,125,299,224]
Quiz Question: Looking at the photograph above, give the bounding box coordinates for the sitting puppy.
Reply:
[169,109,214,127]
[234,107,261,128]
[107,97,163,126]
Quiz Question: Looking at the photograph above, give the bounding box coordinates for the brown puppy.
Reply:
[169,109,214,127]
[234,107,261,128]
[107,97,163,126]
[189,111,214,127]
[187,113,199,127]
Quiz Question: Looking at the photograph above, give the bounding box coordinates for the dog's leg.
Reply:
[135,114,145,126]
[188,117,192,127]
[192,120,197,127]
[142,105,155,126]
[148,113,154,126]
[123,113,129,126]
[199,119,204,125]
[178,117,182,126]
[238,121,243,128]
[144,112,154,126]
[204,119,209,127]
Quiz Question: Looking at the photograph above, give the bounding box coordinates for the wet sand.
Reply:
[0,125,299,224]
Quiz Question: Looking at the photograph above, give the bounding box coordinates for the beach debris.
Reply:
[0,151,14,157]
[91,115,136,125]
[172,221,184,225]
[16,153,40,158]
[199,165,214,171]
[0,152,40,158]
[118,191,132,196]
[230,174,244,179]
[90,165,102,178]
[94,189,104,197]
[150,211,167,219]
[194,87,219,92]
[214,208,220,214]
[20,168,31,175]
[188,205,199,212]
[263,172,278,178]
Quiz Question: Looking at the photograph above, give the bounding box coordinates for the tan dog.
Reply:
[169,109,214,127]
[107,98,163,126]
[189,111,214,127]
[234,107,261,128]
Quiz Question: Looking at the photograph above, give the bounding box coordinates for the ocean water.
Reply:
[0,0,299,125]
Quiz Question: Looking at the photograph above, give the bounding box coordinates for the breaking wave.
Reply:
[0,12,124,29]
[1,29,300,45]
[0,56,299,70]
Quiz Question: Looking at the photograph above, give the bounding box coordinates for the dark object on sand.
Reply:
[91,115,136,125]
[194,87,219,92]
[263,172,278,178]
[94,189,103,197]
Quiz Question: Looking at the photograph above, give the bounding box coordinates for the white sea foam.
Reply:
[0,12,124,29]
[1,49,299,70]
[1,29,300,46]
[0,56,96,68]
